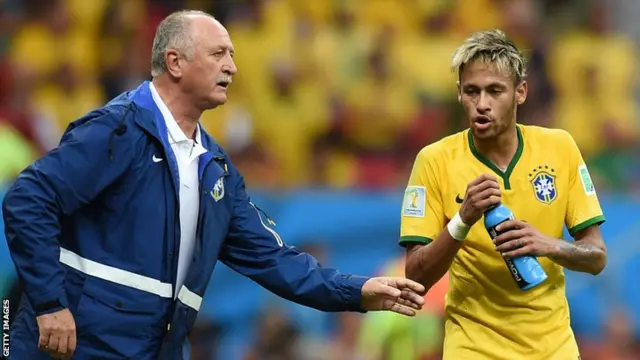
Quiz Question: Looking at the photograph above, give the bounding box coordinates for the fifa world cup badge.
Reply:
[402,186,426,217]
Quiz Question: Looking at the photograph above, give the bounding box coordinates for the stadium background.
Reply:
[0,0,639,359]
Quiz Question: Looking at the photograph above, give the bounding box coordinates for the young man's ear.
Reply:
[457,81,461,102]
[515,80,528,105]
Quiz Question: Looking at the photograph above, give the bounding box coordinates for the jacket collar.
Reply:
[128,81,224,159]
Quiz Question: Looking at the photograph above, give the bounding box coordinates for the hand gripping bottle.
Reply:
[484,203,548,291]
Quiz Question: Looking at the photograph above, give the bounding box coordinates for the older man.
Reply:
[3,10,425,360]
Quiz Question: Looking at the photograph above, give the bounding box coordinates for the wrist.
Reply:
[548,239,569,259]
[35,299,65,316]
[342,274,369,313]
[447,212,471,242]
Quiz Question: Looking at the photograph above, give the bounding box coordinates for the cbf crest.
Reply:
[210,177,225,202]
[528,165,557,204]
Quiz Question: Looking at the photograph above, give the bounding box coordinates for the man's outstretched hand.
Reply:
[360,277,426,316]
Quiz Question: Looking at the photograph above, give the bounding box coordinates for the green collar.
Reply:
[467,126,524,190]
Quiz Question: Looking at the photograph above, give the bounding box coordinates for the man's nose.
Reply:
[223,57,237,75]
[476,92,491,113]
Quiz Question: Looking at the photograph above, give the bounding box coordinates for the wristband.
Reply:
[447,212,471,242]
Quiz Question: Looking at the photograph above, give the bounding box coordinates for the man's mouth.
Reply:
[474,116,491,124]
[216,77,232,88]
[473,116,492,129]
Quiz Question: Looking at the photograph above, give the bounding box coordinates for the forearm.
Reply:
[272,253,368,312]
[548,239,607,275]
[405,228,462,291]
[2,179,67,312]
[222,245,368,312]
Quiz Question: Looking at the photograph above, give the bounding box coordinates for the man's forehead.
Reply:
[190,16,233,47]
[189,16,227,36]
[460,61,513,84]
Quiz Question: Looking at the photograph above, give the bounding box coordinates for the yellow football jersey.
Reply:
[400,125,605,360]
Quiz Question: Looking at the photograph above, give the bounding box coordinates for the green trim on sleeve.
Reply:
[569,215,606,235]
[399,235,433,247]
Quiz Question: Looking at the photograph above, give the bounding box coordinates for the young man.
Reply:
[400,29,607,360]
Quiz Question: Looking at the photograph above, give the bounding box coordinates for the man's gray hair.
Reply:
[451,29,527,83]
[150,10,216,77]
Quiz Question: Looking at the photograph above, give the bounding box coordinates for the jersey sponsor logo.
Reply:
[210,177,225,202]
[455,194,464,204]
[402,186,425,217]
[578,164,596,196]
[529,165,557,204]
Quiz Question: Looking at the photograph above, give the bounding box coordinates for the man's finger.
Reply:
[502,245,533,259]
[47,333,60,355]
[496,220,526,232]
[392,278,426,295]
[56,333,69,359]
[470,173,499,186]
[399,289,425,308]
[477,195,502,210]
[495,238,525,253]
[38,332,50,349]
[493,229,524,246]
[66,331,77,360]
[377,283,402,298]
[468,180,500,197]
[473,188,501,203]
[390,303,417,317]
[397,297,423,311]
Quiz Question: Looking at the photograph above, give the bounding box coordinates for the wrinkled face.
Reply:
[457,61,527,141]
[167,16,237,109]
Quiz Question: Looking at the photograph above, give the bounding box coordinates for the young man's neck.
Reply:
[473,124,519,171]
[151,77,200,139]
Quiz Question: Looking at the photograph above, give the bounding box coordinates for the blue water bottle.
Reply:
[484,204,547,291]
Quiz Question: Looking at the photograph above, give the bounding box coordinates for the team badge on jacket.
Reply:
[529,165,557,204]
[211,177,225,202]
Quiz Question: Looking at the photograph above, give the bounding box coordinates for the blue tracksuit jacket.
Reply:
[3,81,369,359]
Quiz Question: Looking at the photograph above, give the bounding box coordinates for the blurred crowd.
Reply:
[1,0,640,359]
[1,0,640,192]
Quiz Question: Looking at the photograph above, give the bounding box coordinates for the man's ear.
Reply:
[515,80,528,105]
[165,49,182,78]
[457,81,461,102]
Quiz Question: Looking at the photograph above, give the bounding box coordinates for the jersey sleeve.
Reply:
[562,131,606,235]
[399,147,445,246]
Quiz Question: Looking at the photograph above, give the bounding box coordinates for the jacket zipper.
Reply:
[194,158,216,243]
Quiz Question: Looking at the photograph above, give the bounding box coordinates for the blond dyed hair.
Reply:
[451,29,527,84]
